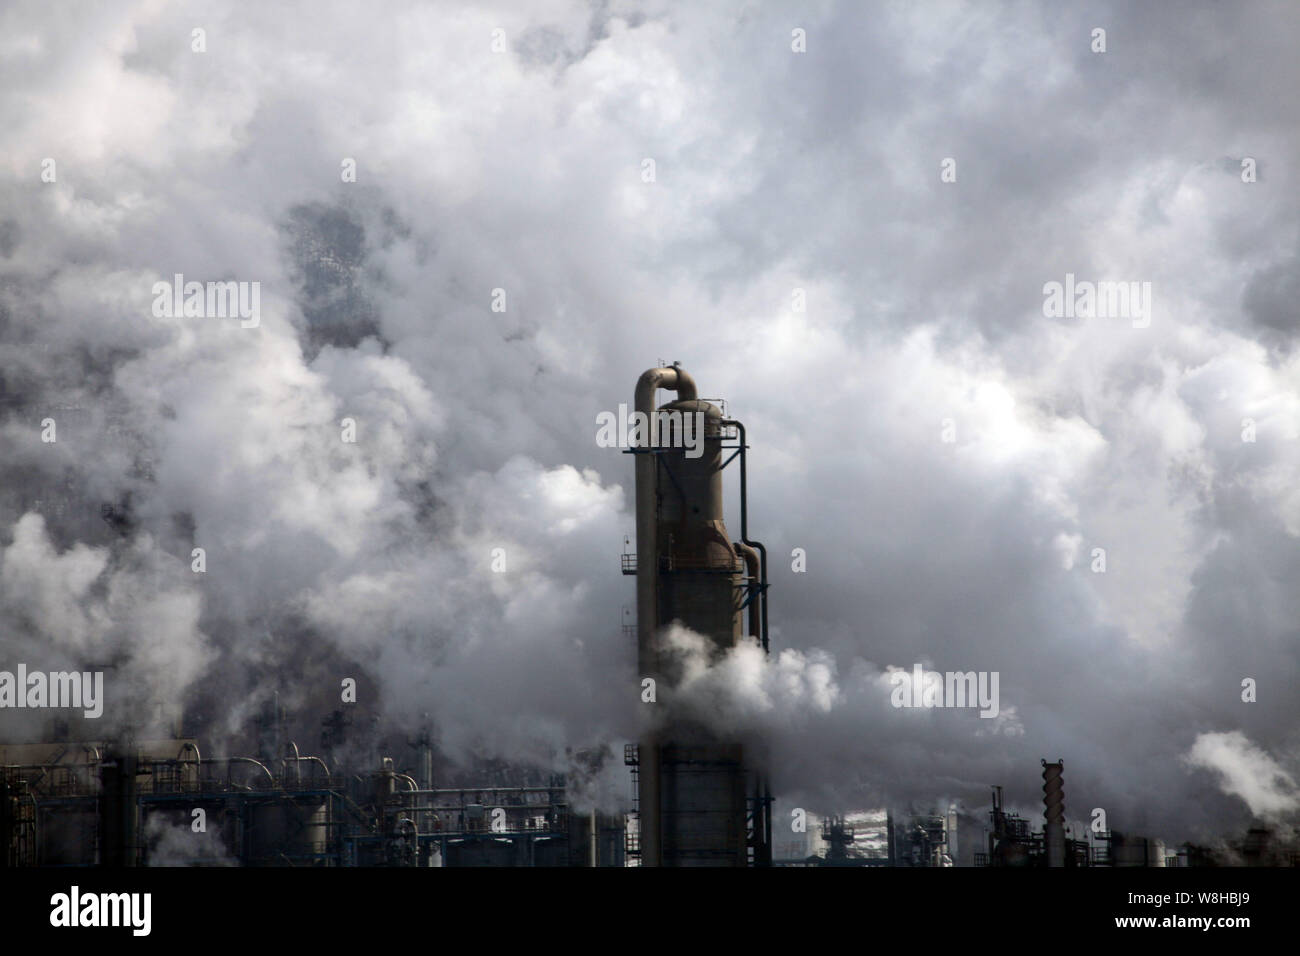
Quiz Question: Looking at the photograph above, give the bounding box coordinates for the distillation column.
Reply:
[633,366,755,866]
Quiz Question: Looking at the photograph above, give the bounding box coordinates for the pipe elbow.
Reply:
[734,541,759,576]
[635,365,698,415]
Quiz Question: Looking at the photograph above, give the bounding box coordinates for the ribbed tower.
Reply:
[1042,758,1065,867]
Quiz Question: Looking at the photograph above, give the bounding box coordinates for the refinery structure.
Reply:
[0,740,626,867]
[624,364,772,866]
[0,367,1293,868]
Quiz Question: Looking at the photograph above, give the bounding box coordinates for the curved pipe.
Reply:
[394,773,418,792]
[722,419,769,653]
[232,756,274,788]
[298,756,331,783]
[635,364,697,416]
[201,757,274,788]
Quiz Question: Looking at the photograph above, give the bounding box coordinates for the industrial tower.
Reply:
[625,365,772,866]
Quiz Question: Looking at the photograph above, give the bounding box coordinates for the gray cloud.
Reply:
[1,0,1297,843]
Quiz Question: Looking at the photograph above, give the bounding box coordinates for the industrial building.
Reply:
[803,808,962,867]
[973,759,1298,868]
[0,363,775,868]
[795,758,1299,869]
[3,367,1292,871]
[0,739,627,867]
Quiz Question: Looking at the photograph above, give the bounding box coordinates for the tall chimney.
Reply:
[99,749,139,867]
[1042,758,1066,867]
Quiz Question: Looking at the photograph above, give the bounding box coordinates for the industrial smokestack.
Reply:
[99,749,139,867]
[1042,758,1066,868]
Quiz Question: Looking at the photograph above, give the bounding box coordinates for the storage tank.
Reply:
[1110,831,1167,867]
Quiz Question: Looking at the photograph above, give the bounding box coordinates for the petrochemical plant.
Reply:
[0,367,1291,868]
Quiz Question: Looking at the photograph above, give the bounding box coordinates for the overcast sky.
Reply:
[2,0,1298,847]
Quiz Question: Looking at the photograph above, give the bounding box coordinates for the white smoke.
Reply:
[659,623,1033,812]
[143,813,238,867]
[0,0,1298,846]
[1184,731,1300,820]
[0,513,211,736]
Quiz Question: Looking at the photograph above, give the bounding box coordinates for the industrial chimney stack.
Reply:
[1042,758,1065,868]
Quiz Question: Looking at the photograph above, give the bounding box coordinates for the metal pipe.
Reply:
[199,757,274,788]
[722,419,768,654]
[98,750,138,867]
[724,418,774,865]
[298,756,331,783]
